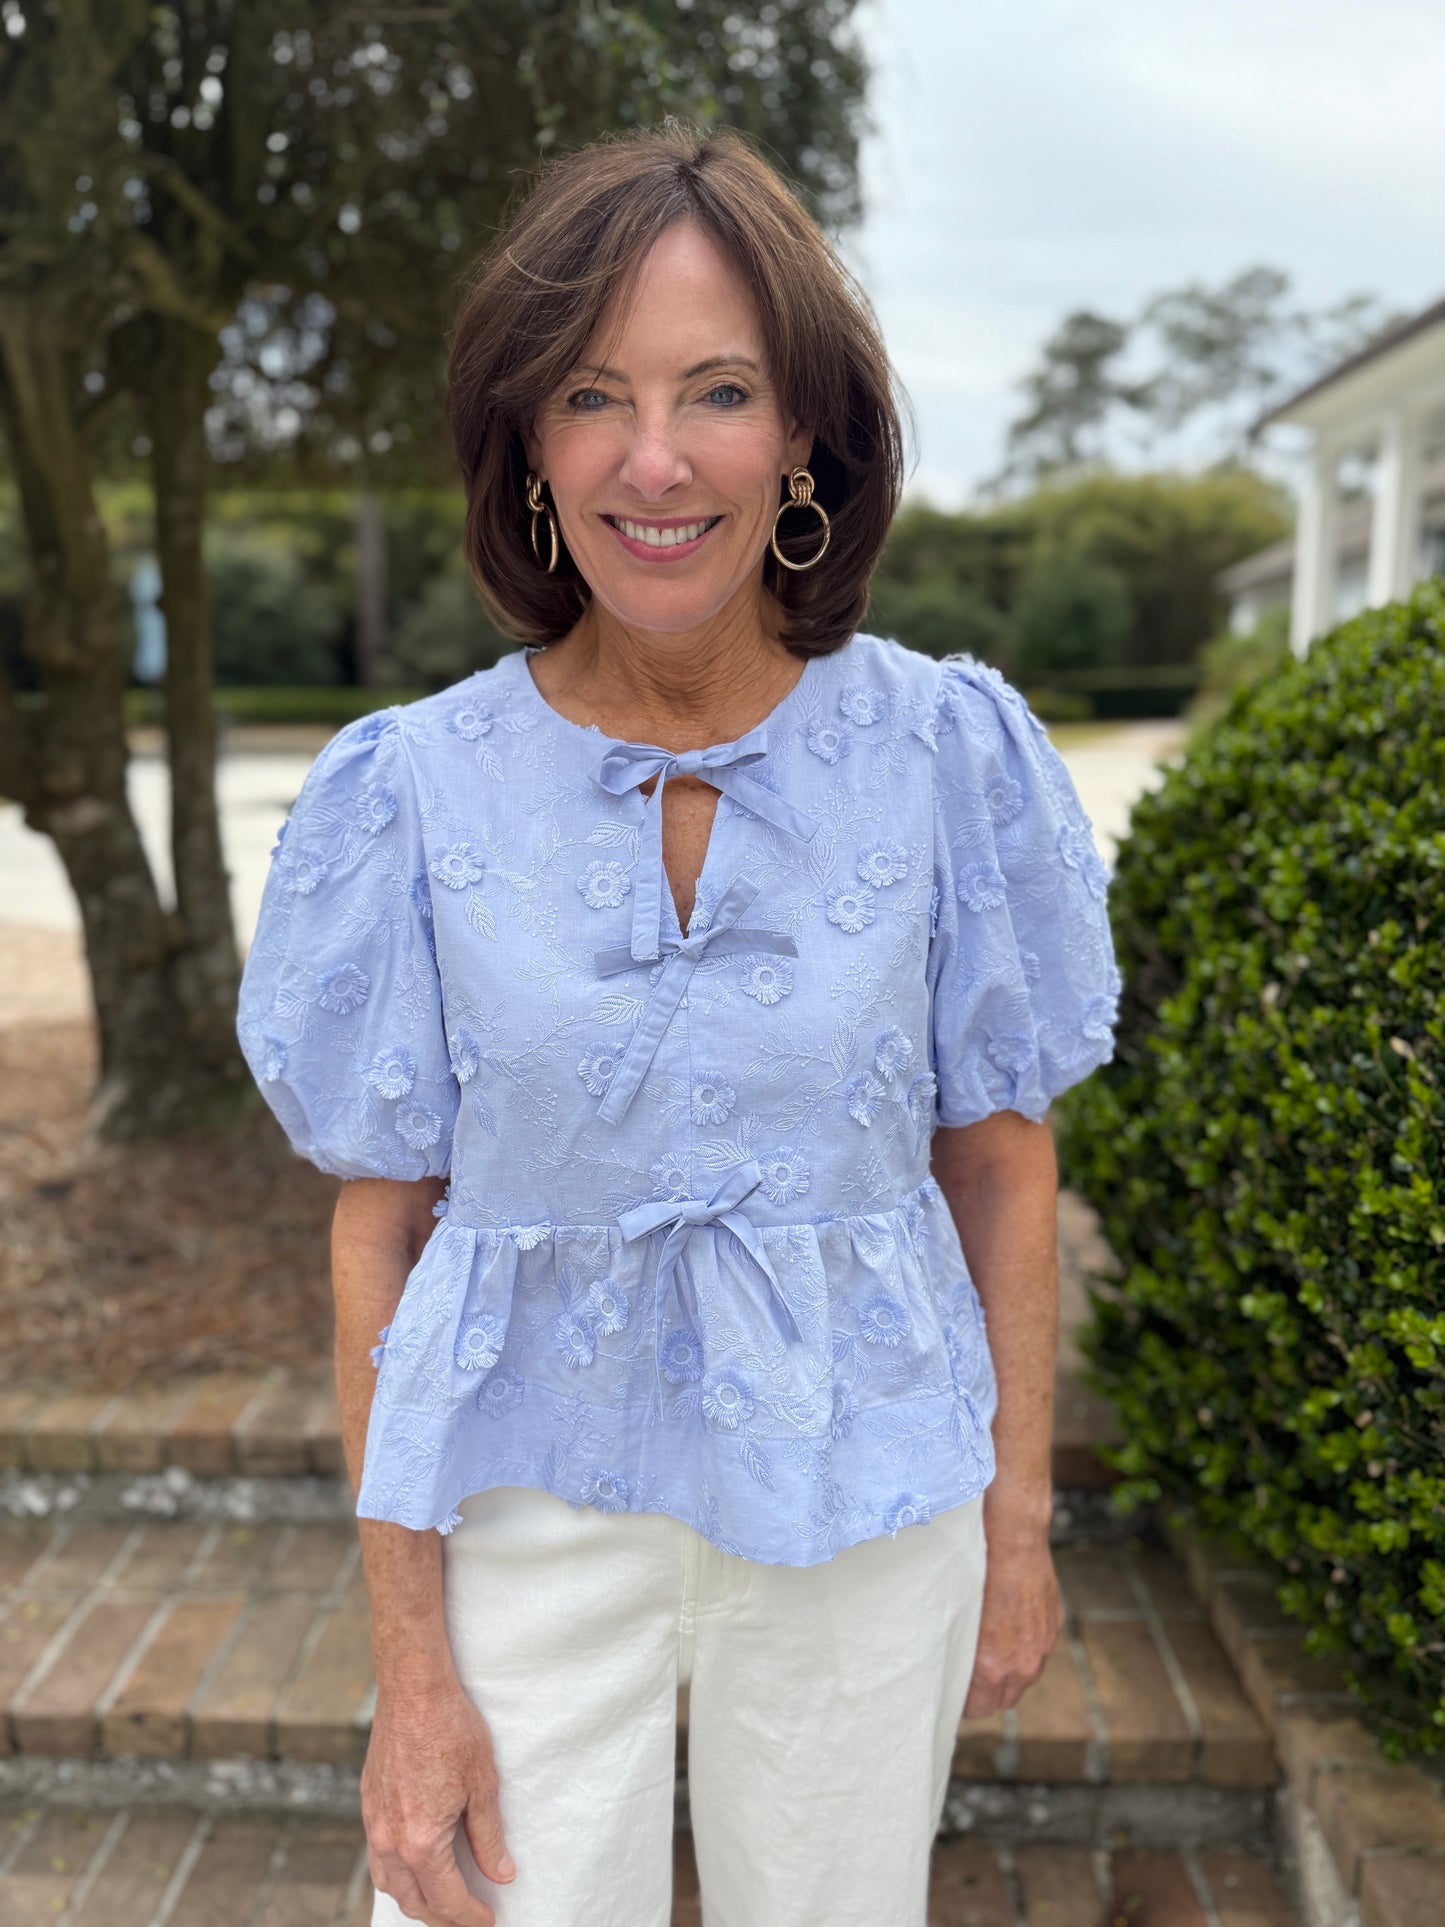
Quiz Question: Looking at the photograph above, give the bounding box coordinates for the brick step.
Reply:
[0,1804,1299,1925]
[1,1516,1267,1795]
[0,1365,1121,1488]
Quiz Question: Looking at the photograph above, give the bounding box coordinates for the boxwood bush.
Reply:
[1055,581,1445,1755]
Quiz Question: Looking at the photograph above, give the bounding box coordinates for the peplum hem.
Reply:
[357,1388,996,1568]
[356,1174,999,1565]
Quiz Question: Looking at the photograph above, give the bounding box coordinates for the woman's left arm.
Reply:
[931,1108,1064,1718]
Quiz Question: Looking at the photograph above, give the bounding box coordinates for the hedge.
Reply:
[1055,581,1445,1755]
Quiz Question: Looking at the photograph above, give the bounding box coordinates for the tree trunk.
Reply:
[0,303,252,1139]
[147,314,249,1093]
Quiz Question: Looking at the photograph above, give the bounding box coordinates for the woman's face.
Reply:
[527,221,812,638]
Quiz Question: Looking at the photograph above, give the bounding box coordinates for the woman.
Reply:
[238,124,1119,1927]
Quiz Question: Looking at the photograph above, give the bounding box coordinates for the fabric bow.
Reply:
[618,1158,803,1407]
[592,875,797,1124]
[592,729,817,964]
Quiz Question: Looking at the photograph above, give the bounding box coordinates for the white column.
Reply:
[1290,439,1340,658]
[1366,408,1426,607]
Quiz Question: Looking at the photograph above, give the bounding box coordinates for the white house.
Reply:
[1216,293,1445,656]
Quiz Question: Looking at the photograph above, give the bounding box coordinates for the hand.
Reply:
[362,1677,516,1927]
[963,1518,1063,1720]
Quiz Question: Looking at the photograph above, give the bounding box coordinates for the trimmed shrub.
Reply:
[1055,582,1445,1755]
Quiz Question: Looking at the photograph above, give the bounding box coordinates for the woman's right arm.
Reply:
[333,1177,517,1927]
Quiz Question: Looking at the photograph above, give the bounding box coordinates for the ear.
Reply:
[783,418,814,476]
[520,423,543,478]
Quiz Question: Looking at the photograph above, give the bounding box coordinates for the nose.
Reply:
[615,408,692,502]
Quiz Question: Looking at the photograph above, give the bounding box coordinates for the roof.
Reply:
[1253,293,1445,433]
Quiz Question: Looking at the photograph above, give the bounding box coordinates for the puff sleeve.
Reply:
[925,655,1122,1128]
[236,710,458,1180]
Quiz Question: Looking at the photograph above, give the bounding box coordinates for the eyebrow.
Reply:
[573,355,760,383]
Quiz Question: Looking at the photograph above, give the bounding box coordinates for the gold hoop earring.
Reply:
[769,466,830,572]
[525,472,559,574]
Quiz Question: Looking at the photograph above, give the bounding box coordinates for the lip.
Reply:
[600,513,723,563]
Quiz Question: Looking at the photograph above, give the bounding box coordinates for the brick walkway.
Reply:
[0,1515,1273,1792]
[0,1805,1296,1925]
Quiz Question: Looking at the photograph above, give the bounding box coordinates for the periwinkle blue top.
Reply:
[237,632,1121,1565]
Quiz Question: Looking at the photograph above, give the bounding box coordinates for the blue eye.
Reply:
[706,383,748,407]
[568,389,609,412]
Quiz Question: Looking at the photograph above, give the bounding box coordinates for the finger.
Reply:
[412,1853,499,1927]
[373,1859,458,1927]
[460,1795,516,1886]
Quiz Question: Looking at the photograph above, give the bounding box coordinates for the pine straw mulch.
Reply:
[0,1019,338,1398]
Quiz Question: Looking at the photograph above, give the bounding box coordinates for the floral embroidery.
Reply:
[689,1073,735,1126]
[555,1311,596,1368]
[457,1316,505,1372]
[447,699,495,741]
[825,882,876,934]
[858,1291,909,1346]
[905,1071,938,1133]
[701,1366,755,1431]
[577,859,631,909]
[985,1032,1035,1076]
[845,1071,886,1125]
[430,843,485,891]
[237,634,1120,1562]
[585,1280,630,1335]
[857,841,907,888]
[883,1492,932,1534]
[739,956,794,1004]
[578,1046,619,1097]
[956,858,1007,913]
[873,1026,915,1082]
[355,786,398,836]
[318,962,370,1015]
[366,1046,417,1099]
[661,1328,705,1384]
[650,1154,691,1200]
[839,684,886,725]
[758,1148,810,1205]
[396,1103,442,1150]
[448,1028,481,1083]
[580,1467,629,1512]
[985,773,1024,824]
[477,1368,524,1417]
[1081,992,1117,1041]
[805,718,852,764]
[1056,823,1095,870]
[279,845,329,895]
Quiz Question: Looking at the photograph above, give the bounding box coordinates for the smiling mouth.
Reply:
[602,514,723,550]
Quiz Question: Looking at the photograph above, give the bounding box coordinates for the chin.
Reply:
[588,577,743,636]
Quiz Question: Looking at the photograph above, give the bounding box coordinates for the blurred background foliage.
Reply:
[0,460,1294,723]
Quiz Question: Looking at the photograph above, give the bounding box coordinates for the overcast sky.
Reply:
[846,0,1445,506]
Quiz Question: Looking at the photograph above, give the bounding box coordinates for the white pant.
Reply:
[371,1484,987,1927]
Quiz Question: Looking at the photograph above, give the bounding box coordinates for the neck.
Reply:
[536,582,805,749]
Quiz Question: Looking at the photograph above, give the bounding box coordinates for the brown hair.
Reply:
[445,122,907,658]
